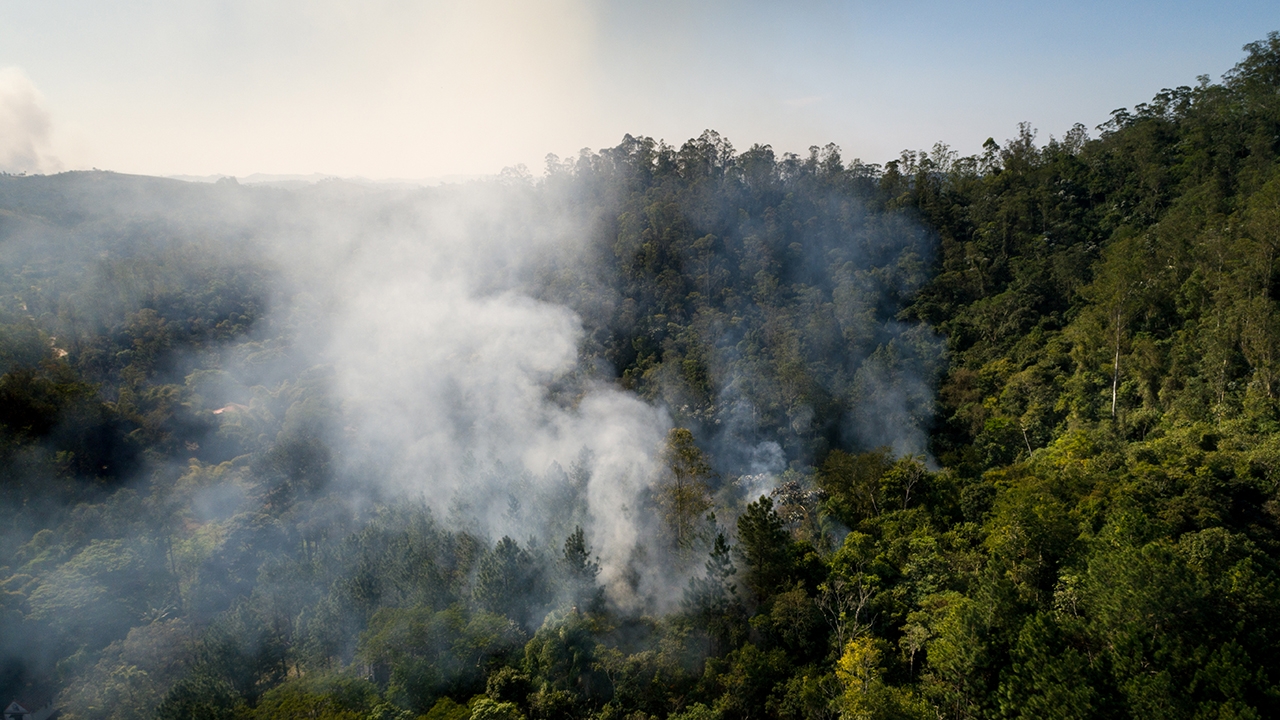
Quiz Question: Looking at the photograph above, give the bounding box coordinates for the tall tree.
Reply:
[656,428,714,550]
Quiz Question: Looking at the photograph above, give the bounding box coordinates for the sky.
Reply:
[0,0,1277,180]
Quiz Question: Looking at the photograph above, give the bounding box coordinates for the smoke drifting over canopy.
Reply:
[237,150,941,607]
[0,136,944,649]
[294,183,676,603]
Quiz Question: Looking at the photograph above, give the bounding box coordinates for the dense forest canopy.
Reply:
[3,30,1280,720]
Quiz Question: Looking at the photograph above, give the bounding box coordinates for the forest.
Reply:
[2,31,1280,720]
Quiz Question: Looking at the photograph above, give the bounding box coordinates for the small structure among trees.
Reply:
[3,700,56,720]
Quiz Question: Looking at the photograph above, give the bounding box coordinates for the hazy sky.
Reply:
[1,0,1277,179]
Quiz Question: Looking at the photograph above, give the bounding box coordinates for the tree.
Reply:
[1078,234,1147,421]
[469,698,526,720]
[522,610,607,707]
[358,606,523,713]
[736,497,793,601]
[998,614,1096,720]
[558,526,603,613]
[656,428,714,550]
[817,449,894,525]
[835,636,929,720]
[683,532,745,654]
[248,674,379,720]
[152,673,244,720]
[473,537,550,627]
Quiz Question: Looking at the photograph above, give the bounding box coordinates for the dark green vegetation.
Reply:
[3,32,1280,720]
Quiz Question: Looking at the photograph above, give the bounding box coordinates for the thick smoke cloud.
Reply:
[255,182,682,607]
[0,68,59,174]
[253,167,941,608]
[0,153,948,708]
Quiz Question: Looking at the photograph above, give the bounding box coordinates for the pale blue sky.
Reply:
[0,0,1276,178]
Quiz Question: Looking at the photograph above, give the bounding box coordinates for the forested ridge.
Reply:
[3,32,1280,720]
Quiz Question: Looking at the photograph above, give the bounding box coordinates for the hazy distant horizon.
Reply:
[2,1,1278,179]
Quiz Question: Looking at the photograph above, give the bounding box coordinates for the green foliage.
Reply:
[358,605,522,713]
[26,538,172,648]
[668,703,718,720]
[656,428,714,550]
[424,697,472,720]
[835,636,930,720]
[57,619,193,720]
[473,537,551,627]
[152,672,244,720]
[818,449,895,525]
[702,643,791,720]
[736,497,796,601]
[682,532,746,655]
[523,610,608,708]
[558,526,604,613]
[470,698,527,720]
[249,673,379,720]
[998,613,1097,720]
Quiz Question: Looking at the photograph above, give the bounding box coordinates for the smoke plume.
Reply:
[0,68,59,174]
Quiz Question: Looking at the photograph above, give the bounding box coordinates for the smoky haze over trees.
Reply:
[2,30,1280,720]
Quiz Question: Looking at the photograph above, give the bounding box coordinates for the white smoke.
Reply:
[270,181,676,608]
[0,67,59,174]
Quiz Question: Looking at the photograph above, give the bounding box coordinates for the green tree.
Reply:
[835,636,929,720]
[558,526,603,613]
[657,428,714,550]
[522,610,607,707]
[817,449,894,526]
[998,613,1096,720]
[473,537,550,627]
[683,532,745,654]
[736,497,794,601]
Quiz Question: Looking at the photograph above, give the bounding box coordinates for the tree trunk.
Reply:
[1112,311,1122,419]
